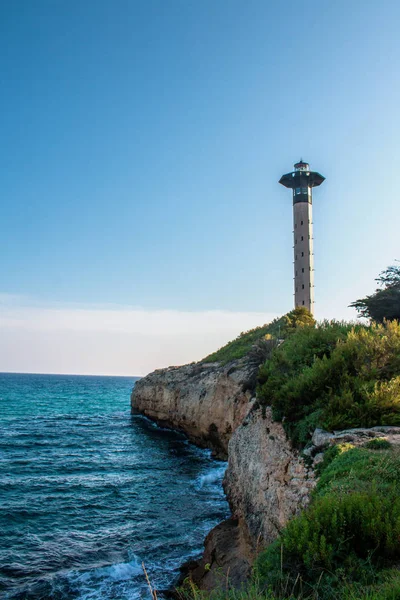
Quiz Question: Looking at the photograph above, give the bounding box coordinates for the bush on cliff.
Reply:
[254,444,400,599]
[180,447,400,600]
[202,317,285,364]
[202,308,316,366]
[257,320,400,446]
[281,307,316,336]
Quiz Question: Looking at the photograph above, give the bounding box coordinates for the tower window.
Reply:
[301,252,304,257]
[301,236,304,241]
[302,284,305,289]
[296,188,301,194]
[302,301,305,305]
[301,188,307,194]
[301,220,303,225]
[302,268,304,273]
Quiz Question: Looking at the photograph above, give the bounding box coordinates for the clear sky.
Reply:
[1,0,399,375]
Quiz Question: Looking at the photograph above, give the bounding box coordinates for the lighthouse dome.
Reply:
[294,160,309,171]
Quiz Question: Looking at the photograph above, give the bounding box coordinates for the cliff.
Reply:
[224,406,315,547]
[131,356,400,593]
[131,359,315,589]
[131,358,257,459]
[178,404,315,591]
[132,316,400,598]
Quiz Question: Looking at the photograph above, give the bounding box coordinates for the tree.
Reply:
[282,306,316,336]
[350,263,400,323]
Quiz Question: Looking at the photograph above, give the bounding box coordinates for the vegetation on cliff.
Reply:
[202,308,316,365]
[203,264,400,450]
[254,442,400,599]
[202,318,284,364]
[257,319,400,447]
[182,264,400,600]
[183,443,400,600]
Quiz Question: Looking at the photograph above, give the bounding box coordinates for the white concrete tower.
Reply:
[279,160,325,314]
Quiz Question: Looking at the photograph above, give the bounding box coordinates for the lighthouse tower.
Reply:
[279,160,325,314]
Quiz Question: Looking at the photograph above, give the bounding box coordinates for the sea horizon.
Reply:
[0,371,142,378]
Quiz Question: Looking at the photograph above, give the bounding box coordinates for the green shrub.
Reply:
[257,320,400,446]
[255,446,400,599]
[202,308,317,366]
[202,317,285,364]
[178,567,400,600]
[281,307,316,336]
[340,569,400,599]
[257,488,400,579]
[315,446,400,497]
[314,443,354,477]
[365,438,392,450]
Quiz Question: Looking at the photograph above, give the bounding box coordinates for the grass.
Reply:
[365,438,392,450]
[177,570,400,600]
[202,317,284,365]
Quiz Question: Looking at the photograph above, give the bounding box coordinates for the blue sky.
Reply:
[1,1,399,374]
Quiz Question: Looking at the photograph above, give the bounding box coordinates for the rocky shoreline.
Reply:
[131,357,315,589]
[131,358,257,460]
[131,359,400,592]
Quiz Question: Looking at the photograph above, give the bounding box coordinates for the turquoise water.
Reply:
[0,373,229,599]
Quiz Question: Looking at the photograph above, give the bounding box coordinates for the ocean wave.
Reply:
[1,373,229,599]
[68,558,142,584]
[195,465,227,489]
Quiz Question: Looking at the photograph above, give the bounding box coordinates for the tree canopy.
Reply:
[282,306,316,335]
[350,263,400,323]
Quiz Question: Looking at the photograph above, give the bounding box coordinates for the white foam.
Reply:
[196,465,226,489]
[68,558,142,585]
[100,561,142,581]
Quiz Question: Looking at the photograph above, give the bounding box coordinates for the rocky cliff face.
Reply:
[132,359,400,592]
[184,406,315,590]
[131,358,256,459]
[224,406,315,548]
[131,361,316,590]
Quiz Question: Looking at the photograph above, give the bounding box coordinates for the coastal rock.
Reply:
[178,518,252,592]
[224,407,315,548]
[132,357,400,593]
[131,359,256,459]
[182,407,315,590]
[308,425,400,456]
[132,362,316,588]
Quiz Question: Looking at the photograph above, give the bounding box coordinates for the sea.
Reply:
[0,373,229,599]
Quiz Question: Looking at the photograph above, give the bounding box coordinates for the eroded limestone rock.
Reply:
[224,406,315,548]
[131,359,257,459]
[306,425,400,457]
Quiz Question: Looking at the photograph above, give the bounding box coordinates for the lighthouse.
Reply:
[279,160,325,314]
